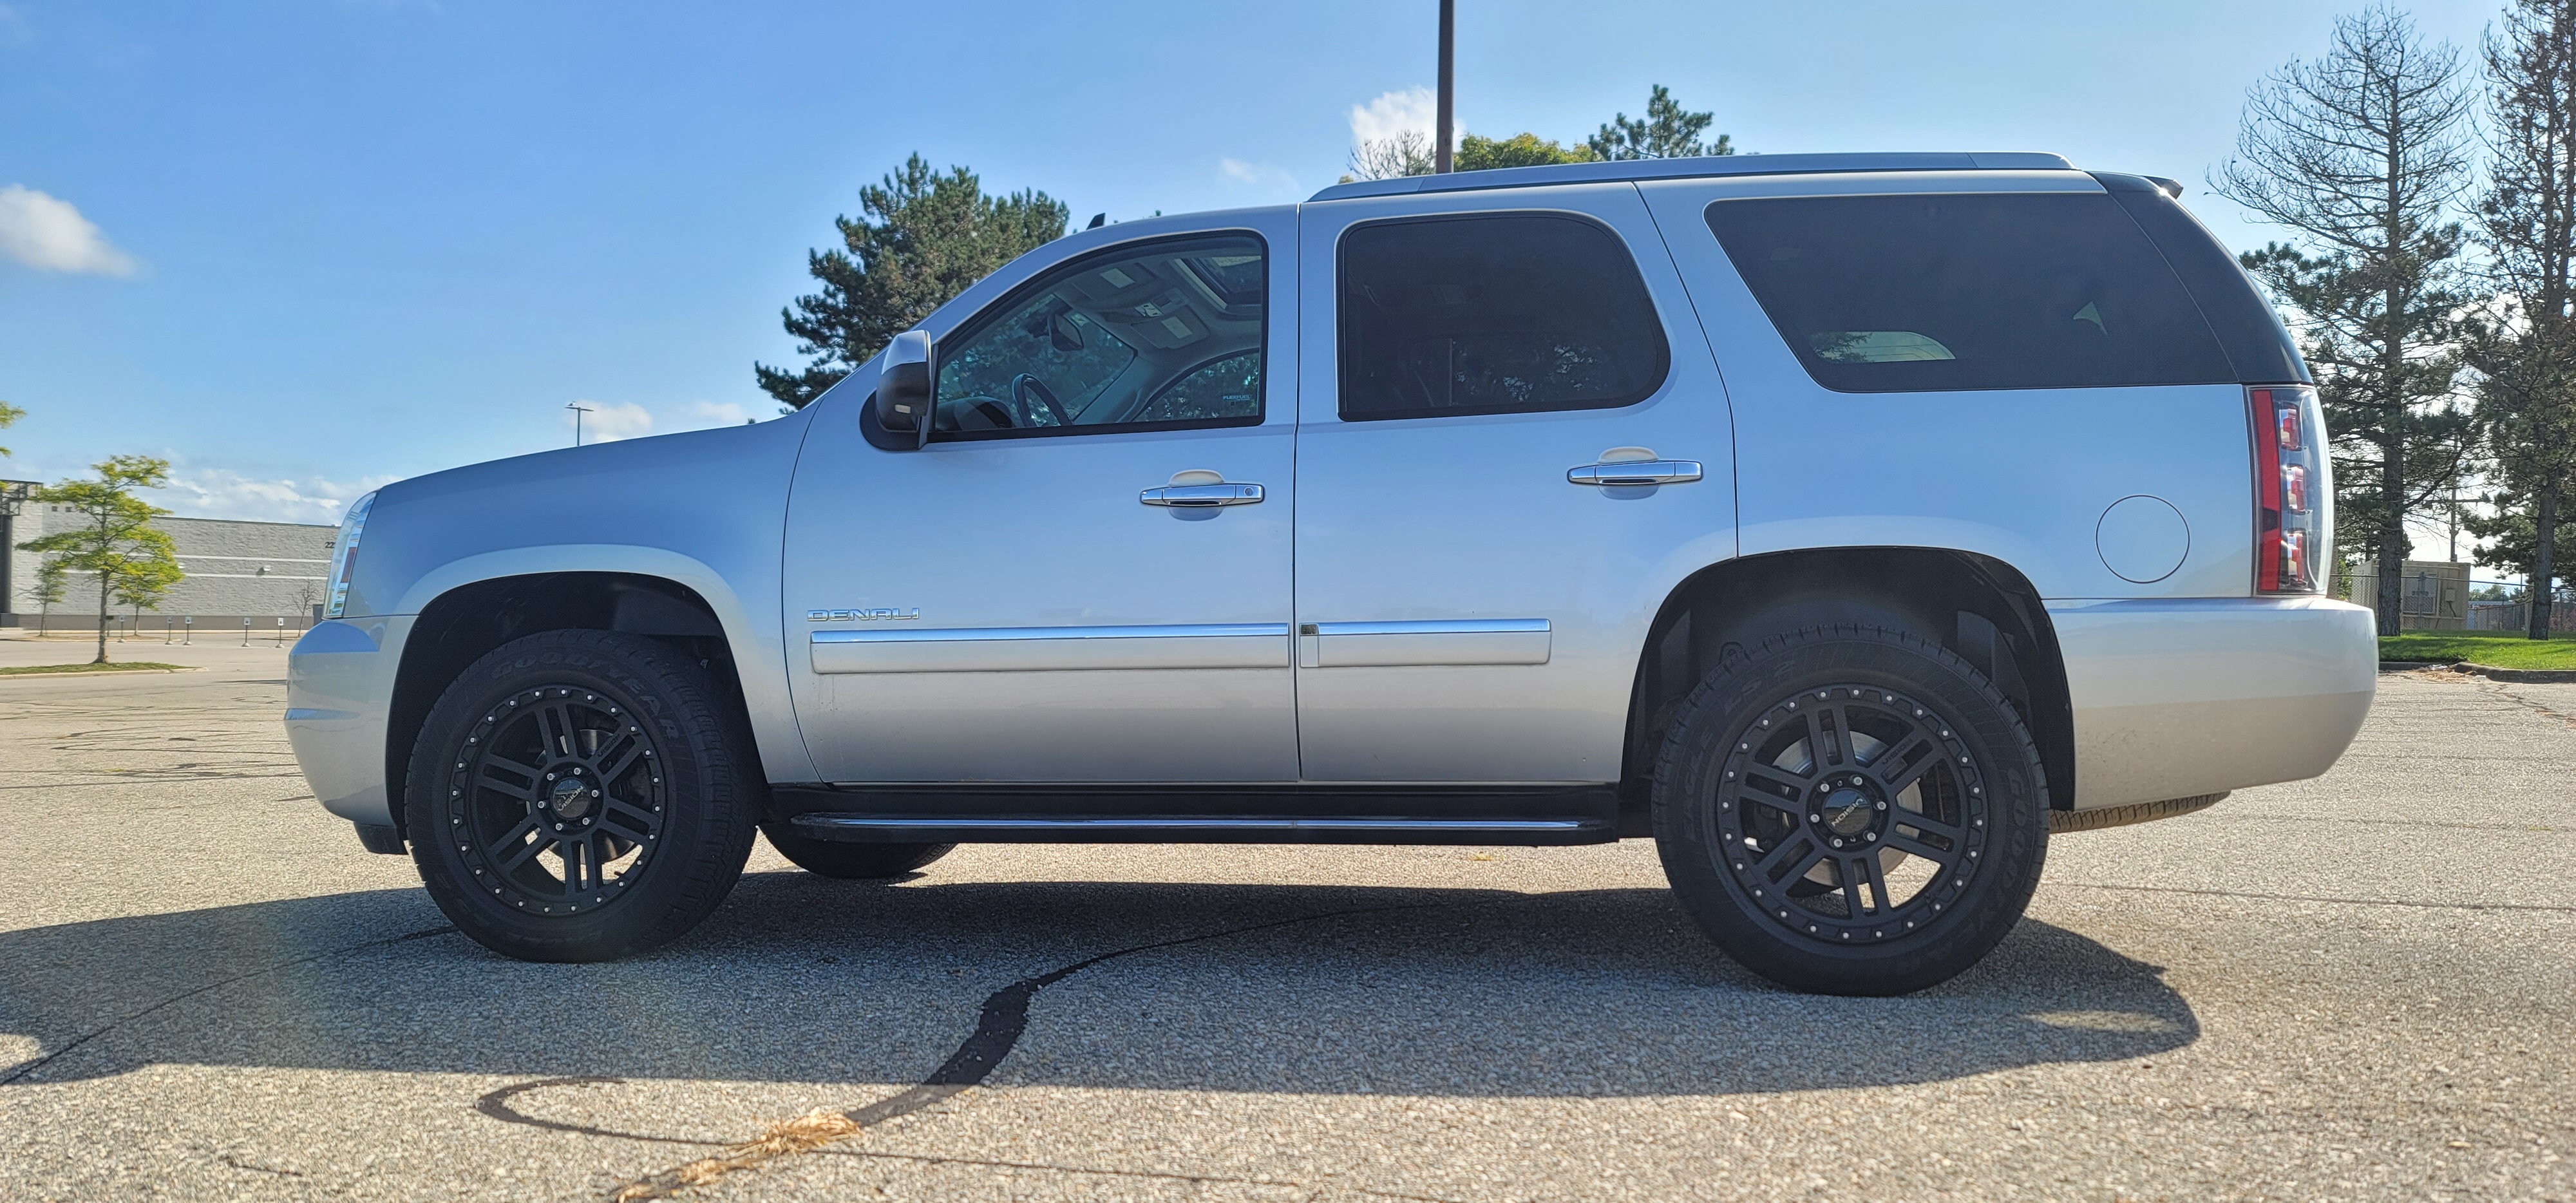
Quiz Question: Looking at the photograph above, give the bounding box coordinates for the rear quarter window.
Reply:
[1704,193,2235,393]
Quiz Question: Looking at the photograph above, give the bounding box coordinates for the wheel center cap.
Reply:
[1824,788,1874,837]
[548,775,593,820]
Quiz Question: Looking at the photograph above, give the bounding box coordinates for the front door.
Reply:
[784,221,1297,783]
[1291,185,1736,782]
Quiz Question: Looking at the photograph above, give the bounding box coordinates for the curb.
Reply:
[2379,659,2576,683]
[2459,661,2576,684]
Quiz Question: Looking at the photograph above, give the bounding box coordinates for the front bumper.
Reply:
[2048,596,2377,810]
[285,615,414,826]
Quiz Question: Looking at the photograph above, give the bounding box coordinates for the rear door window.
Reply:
[1703,193,2233,392]
[1338,213,1670,420]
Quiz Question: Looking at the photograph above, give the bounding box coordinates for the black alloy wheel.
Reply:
[759,822,955,880]
[1653,625,2049,996]
[405,629,757,962]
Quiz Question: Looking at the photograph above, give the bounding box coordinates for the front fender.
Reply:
[395,545,814,783]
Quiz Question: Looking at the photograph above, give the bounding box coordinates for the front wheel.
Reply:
[404,630,759,963]
[1652,625,2049,996]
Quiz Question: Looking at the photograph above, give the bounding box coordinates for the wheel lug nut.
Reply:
[1865,832,1878,842]
[1810,813,1822,823]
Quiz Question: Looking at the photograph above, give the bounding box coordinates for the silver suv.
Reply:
[287,152,2376,994]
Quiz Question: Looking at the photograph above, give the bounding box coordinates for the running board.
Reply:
[770,784,1620,846]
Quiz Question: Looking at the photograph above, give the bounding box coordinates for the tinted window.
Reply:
[1135,351,1262,423]
[1703,193,2234,393]
[1338,214,1669,420]
[933,234,1265,437]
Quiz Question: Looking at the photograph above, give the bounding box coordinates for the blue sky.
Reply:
[0,0,2506,527]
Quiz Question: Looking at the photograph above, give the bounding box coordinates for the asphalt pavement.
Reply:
[0,632,2568,1202]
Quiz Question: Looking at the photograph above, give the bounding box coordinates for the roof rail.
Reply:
[1307,151,2076,203]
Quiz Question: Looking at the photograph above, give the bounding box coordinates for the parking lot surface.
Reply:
[1,633,2570,1202]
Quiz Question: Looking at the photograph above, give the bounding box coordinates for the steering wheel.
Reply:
[1010,374,1074,428]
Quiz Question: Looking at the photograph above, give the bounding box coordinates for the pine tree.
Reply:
[2212,6,2479,635]
[1587,84,1733,160]
[755,156,1069,410]
[2468,0,2576,638]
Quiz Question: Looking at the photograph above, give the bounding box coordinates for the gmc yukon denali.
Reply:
[285,152,2378,995]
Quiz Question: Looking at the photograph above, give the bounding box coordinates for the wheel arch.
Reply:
[1619,547,2074,827]
[384,569,770,831]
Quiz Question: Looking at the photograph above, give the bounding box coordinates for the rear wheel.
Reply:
[1652,625,2048,996]
[760,823,954,880]
[404,630,757,963]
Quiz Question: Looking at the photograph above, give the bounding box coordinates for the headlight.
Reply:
[325,491,376,618]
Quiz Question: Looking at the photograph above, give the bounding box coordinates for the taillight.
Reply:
[2250,386,2328,593]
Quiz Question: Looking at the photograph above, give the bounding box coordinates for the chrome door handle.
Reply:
[1567,460,1703,486]
[1140,482,1264,507]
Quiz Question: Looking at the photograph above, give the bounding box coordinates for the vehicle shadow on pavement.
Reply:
[0,870,2196,1095]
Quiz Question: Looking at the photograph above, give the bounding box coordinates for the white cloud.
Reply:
[681,400,751,427]
[1349,87,1436,146]
[0,185,137,276]
[1218,158,1302,198]
[567,400,654,443]
[157,469,397,525]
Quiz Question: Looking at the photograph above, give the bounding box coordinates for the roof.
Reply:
[1307,151,2076,203]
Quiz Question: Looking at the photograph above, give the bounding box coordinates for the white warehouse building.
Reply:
[1,491,337,632]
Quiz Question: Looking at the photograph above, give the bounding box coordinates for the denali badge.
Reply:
[808,608,921,622]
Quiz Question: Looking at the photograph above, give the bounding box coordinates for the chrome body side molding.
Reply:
[811,623,1291,674]
[1296,618,1551,668]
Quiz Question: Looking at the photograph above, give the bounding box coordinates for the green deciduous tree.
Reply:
[2212,5,2479,636]
[29,554,68,636]
[755,156,1069,410]
[0,400,21,457]
[2467,0,2576,637]
[15,455,185,664]
[1456,132,1595,171]
[1587,84,1733,160]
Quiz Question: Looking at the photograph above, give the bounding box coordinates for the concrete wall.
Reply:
[2,506,336,628]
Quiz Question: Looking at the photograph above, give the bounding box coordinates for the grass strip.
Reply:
[0,661,198,676]
[2379,633,2576,669]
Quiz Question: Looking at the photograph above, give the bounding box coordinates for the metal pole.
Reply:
[1434,0,1455,174]
[565,402,593,447]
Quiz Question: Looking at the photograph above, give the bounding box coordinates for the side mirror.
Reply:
[875,330,933,446]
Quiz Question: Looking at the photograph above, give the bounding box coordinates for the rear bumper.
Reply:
[2048,596,2376,810]
[285,616,413,827]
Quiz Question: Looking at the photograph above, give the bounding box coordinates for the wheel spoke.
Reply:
[476,755,543,799]
[1756,838,1828,887]
[1852,853,1894,914]
[540,703,580,759]
[1883,830,1953,864]
[1884,748,1944,798]
[493,822,549,873]
[595,733,645,783]
[1866,735,1924,774]
[1894,807,1963,839]
[1804,710,1840,770]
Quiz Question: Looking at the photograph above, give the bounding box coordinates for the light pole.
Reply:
[1434,0,1455,174]
[565,402,594,447]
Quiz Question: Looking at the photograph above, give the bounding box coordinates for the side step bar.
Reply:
[771,784,1622,846]
[788,814,1604,845]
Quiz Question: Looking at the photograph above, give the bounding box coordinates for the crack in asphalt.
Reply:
[471,898,1497,1202]
[0,925,459,1086]
[2484,681,2576,729]
[477,1077,1467,1202]
[2059,882,2576,913]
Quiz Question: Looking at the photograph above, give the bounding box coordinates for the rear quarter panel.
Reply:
[1639,172,2255,600]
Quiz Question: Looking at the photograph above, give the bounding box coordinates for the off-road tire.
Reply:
[760,824,954,880]
[404,629,758,962]
[1652,625,2049,996]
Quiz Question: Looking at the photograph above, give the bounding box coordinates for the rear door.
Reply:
[1291,184,1736,782]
